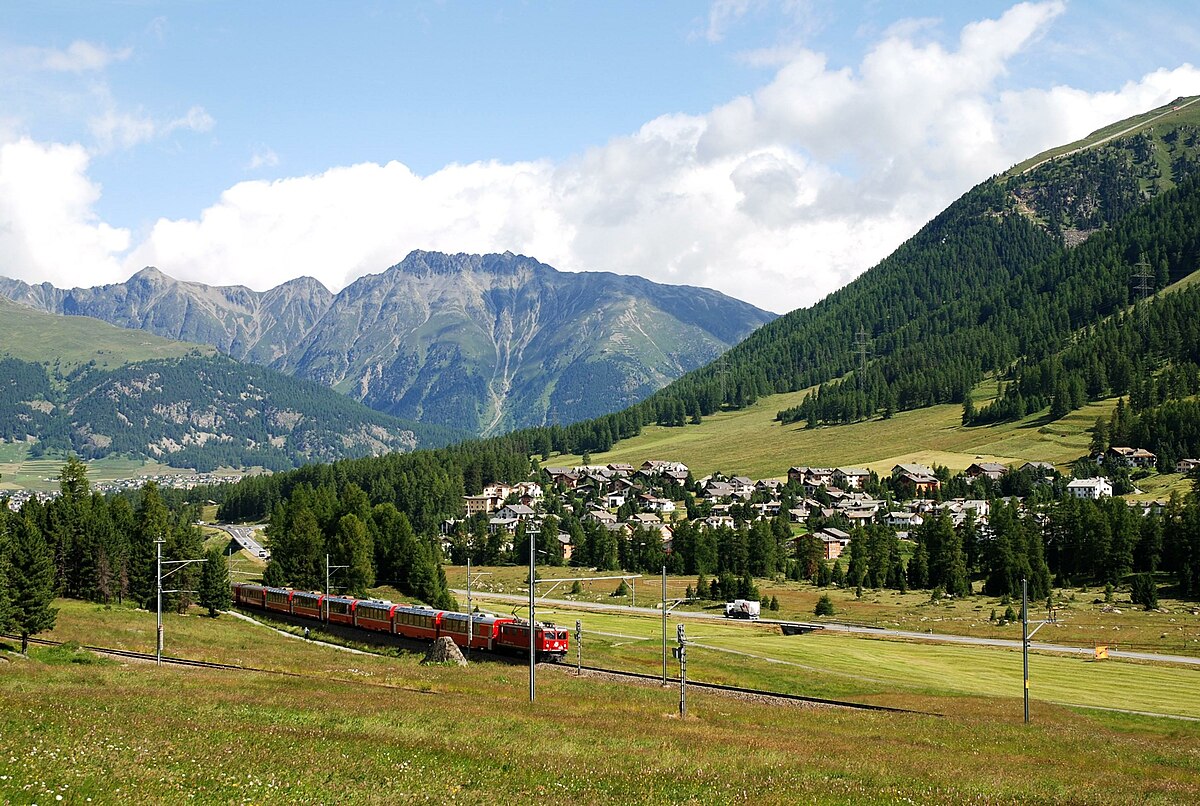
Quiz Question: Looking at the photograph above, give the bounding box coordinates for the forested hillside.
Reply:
[0,353,463,472]
[502,97,1200,458]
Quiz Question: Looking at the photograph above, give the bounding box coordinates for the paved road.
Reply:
[453,589,1200,667]
[219,524,270,560]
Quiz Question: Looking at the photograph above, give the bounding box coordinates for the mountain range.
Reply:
[0,251,776,435]
[0,295,462,471]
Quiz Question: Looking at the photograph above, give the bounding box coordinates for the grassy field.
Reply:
[3,600,1199,804]
[446,564,1200,657]
[0,295,212,372]
[548,382,1118,479]
[0,446,213,492]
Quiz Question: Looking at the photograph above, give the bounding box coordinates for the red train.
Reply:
[232,583,569,661]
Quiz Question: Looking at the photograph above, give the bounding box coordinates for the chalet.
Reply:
[844,509,876,525]
[605,491,629,509]
[1020,461,1056,477]
[891,463,940,494]
[629,513,662,527]
[544,467,581,489]
[1176,458,1200,474]
[584,509,617,525]
[729,476,755,497]
[702,481,735,500]
[833,467,870,490]
[702,515,735,530]
[965,462,1008,481]
[607,463,636,476]
[787,466,834,489]
[496,504,536,521]
[1108,447,1157,469]
[488,516,519,534]
[641,460,689,476]
[640,495,677,514]
[886,511,924,528]
[1067,477,1113,500]
[755,479,783,494]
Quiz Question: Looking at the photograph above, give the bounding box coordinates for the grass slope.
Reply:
[550,382,1117,478]
[0,296,213,371]
[1007,95,1200,176]
[3,600,1199,804]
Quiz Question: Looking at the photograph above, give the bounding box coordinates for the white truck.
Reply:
[724,599,761,620]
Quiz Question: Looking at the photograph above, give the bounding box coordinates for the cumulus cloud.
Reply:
[0,139,130,286]
[6,3,1200,314]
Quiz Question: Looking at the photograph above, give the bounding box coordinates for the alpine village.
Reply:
[5,40,1200,806]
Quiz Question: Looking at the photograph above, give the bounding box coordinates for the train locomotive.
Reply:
[232,582,569,661]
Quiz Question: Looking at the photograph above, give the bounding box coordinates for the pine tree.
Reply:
[199,547,232,617]
[8,513,58,654]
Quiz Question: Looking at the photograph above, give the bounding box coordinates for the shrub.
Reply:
[769,595,780,611]
[1003,605,1016,622]
[611,580,629,597]
[814,594,835,617]
[570,580,583,595]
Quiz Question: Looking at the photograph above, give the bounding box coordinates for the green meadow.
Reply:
[549,382,1119,480]
[3,600,1199,804]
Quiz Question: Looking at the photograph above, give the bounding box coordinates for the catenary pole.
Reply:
[529,531,536,703]
[1022,577,1030,723]
[661,565,668,684]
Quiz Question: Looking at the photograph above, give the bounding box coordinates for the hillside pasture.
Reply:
[3,600,1199,804]
[548,385,1120,479]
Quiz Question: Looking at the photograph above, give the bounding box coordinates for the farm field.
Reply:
[547,383,1120,480]
[4,601,1200,804]
[0,445,209,492]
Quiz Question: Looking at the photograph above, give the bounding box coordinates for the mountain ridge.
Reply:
[0,251,776,435]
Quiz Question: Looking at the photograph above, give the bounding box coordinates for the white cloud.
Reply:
[7,2,1200,315]
[247,147,280,170]
[16,40,132,73]
[0,139,130,287]
[89,104,214,152]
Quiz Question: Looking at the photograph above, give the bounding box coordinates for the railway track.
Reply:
[6,633,938,716]
[565,662,937,716]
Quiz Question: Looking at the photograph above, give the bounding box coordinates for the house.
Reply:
[640,495,677,514]
[729,476,756,497]
[965,462,1008,481]
[463,493,502,516]
[1020,461,1056,477]
[584,509,617,525]
[641,460,689,476]
[1067,477,1113,500]
[703,481,735,500]
[607,462,636,476]
[481,482,515,500]
[497,504,536,521]
[756,479,784,494]
[833,467,870,490]
[815,527,852,560]
[1108,447,1157,469]
[1175,458,1200,475]
[628,513,662,527]
[544,467,581,489]
[886,511,924,528]
[488,516,520,534]
[891,463,941,494]
[604,491,629,509]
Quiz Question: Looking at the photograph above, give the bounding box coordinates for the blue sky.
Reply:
[2,1,1199,312]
